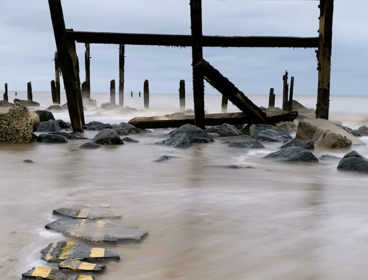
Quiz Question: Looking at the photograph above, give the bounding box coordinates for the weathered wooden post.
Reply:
[54,51,61,104]
[48,0,84,132]
[288,77,294,111]
[190,0,205,129]
[268,88,275,108]
[316,0,334,119]
[179,80,185,111]
[221,95,228,113]
[282,71,289,111]
[4,83,8,102]
[144,80,149,108]
[27,82,33,101]
[51,80,57,104]
[84,43,91,98]
[110,79,116,104]
[131,91,133,97]
[119,44,125,106]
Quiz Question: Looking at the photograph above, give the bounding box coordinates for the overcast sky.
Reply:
[0,0,367,97]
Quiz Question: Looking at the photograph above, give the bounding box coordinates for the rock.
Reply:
[92,129,124,145]
[35,110,55,122]
[168,123,213,143]
[83,98,97,108]
[56,119,72,129]
[53,207,121,219]
[122,136,139,143]
[59,260,106,273]
[101,102,119,110]
[46,105,63,111]
[14,98,40,107]
[45,218,147,242]
[41,241,120,262]
[29,112,40,131]
[37,134,68,143]
[23,159,34,163]
[205,127,220,134]
[312,129,352,149]
[319,154,341,161]
[154,155,177,162]
[212,123,242,137]
[156,132,192,148]
[31,133,38,141]
[36,120,62,132]
[49,131,87,140]
[337,151,368,174]
[263,146,319,162]
[61,103,68,110]
[357,125,368,136]
[240,124,251,135]
[114,106,138,114]
[114,128,129,136]
[21,267,69,280]
[165,112,186,118]
[281,139,314,150]
[340,125,361,137]
[249,124,292,142]
[84,121,112,131]
[228,139,265,149]
[79,142,101,149]
[0,103,33,143]
[292,100,315,115]
[76,276,95,280]
[0,100,14,107]
[276,121,297,132]
[117,122,141,133]
[296,118,364,145]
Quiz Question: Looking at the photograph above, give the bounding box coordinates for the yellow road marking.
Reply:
[31,267,51,277]
[90,247,105,258]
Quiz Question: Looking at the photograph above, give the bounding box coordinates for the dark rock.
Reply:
[0,100,14,107]
[53,207,121,219]
[205,127,219,134]
[357,125,368,136]
[263,146,319,162]
[92,129,123,145]
[49,131,87,140]
[156,133,191,148]
[340,125,361,137]
[22,267,69,280]
[211,123,242,137]
[101,102,119,110]
[167,124,213,143]
[56,119,72,129]
[165,112,186,118]
[319,154,341,161]
[59,260,106,273]
[35,110,55,122]
[14,99,40,107]
[46,105,63,111]
[45,218,147,242]
[117,122,141,133]
[23,159,34,163]
[240,124,251,135]
[31,133,38,141]
[41,241,120,262]
[228,139,265,149]
[84,121,112,131]
[337,151,368,174]
[79,142,101,150]
[154,155,177,162]
[36,120,62,132]
[37,134,68,143]
[250,124,292,142]
[122,136,139,143]
[114,128,129,136]
[281,139,314,150]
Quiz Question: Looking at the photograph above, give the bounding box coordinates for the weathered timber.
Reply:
[54,51,61,104]
[131,91,133,97]
[221,95,228,113]
[110,79,115,104]
[119,44,125,106]
[316,0,334,119]
[282,71,289,111]
[48,0,84,132]
[197,59,268,124]
[144,80,149,108]
[4,83,8,102]
[66,31,319,48]
[268,88,275,108]
[27,82,33,101]
[51,80,57,104]
[129,110,298,129]
[289,76,295,111]
[179,80,185,111]
[190,0,205,129]
[84,43,91,98]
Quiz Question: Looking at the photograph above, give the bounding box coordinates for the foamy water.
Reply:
[1,92,368,279]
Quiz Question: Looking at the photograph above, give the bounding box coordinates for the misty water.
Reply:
[2,93,368,279]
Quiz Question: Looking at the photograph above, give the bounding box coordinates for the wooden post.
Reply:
[179,80,185,111]
[27,82,33,101]
[221,95,228,113]
[288,77,294,111]
[110,79,116,104]
[268,88,275,108]
[190,0,205,129]
[144,80,149,108]
[282,71,289,111]
[4,83,8,102]
[131,91,133,97]
[54,51,61,105]
[48,0,84,132]
[84,43,91,98]
[139,92,141,97]
[119,44,125,106]
[316,0,334,119]
[51,80,57,104]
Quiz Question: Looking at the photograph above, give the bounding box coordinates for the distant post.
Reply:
[119,44,125,106]
[51,80,57,104]
[110,79,116,104]
[54,51,61,104]
[282,71,289,111]
[84,43,91,98]
[144,80,149,108]
[179,80,185,111]
[4,83,8,102]
[27,82,33,101]
[288,77,294,111]
[131,91,133,97]
[268,88,275,108]
[221,95,228,113]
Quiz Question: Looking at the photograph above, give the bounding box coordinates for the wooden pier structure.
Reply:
[47,0,334,132]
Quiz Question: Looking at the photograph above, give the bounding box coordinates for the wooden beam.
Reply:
[316,0,334,119]
[84,43,91,98]
[54,51,61,104]
[119,44,125,106]
[66,31,319,48]
[179,80,185,111]
[48,0,84,132]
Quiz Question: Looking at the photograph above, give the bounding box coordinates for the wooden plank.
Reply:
[179,80,185,111]
[48,0,84,132]
[128,110,298,129]
[110,79,115,104]
[197,59,268,124]
[27,82,33,101]
[143,80,149,108]
[119,44,125,106]
[282,71,289,110]
[316,0,334,119]
[288,76,294,111]
[66,31,319,48]
[84,43,91,98]
[190,0,205,129]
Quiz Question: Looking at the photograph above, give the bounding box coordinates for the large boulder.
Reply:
[337,151,368,174]
[296,118,364,145]
[14,98,40,107]
[35,110,54,122]
[36,120,62,132]
[281,138,314,150]
[117,122,142,134]
[156,132,192,148]
[263,146,319,163]
[0,104,33,143]
[312,129,352,149]
[92,129,124,145]
[249,124,292,142]
[206,123,242,137]
[37,134,68,143]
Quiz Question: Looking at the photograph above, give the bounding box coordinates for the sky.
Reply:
[0,0,367,97]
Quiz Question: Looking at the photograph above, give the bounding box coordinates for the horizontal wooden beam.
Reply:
[66,31,319,48]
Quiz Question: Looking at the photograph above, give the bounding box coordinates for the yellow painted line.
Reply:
[78,262,97,270]
[77,276,94,280]
[31,267,51,277]
[90,247,105,258]
[59,241,74,260]
[43,242,57,261]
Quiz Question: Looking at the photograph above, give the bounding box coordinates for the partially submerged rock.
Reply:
[59,259,106,273]
[46,105,63,111]
[249,124,292,142]
[228,139,265,149]
[156,133,191,148]
[281,139,314,150]
[49,131,87,140]
[84,121,112,131]
[53,207,121,219]
[208,123,242,137]
[263,147,319,162]
[114,128,129,136]
[0,100,14,107]
[56,119,72,129]
[36,120,62,132]
[276,121,297,132]
[357,125,368,136]
[319,154,341,161]
[37,134,68,143]
[154,155,178,162]
[122,136,139,143]
[14,98,40,107]
[80,142,101,149]
[21,267,69,280]
[337,151,368,174]
[92,129,124,145]
[45,218,147,242]
[117,122,142,134]
[312,129,352,149]
[41,241,120,262]
[340,125,361,137]
[35,110,54,122]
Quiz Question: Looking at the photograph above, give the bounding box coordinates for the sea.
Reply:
[1,91,368,280]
